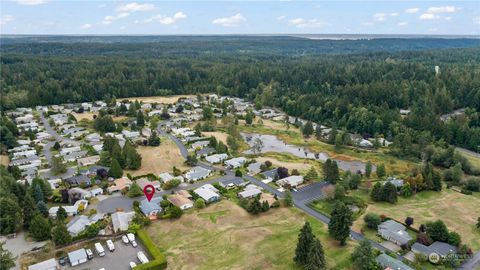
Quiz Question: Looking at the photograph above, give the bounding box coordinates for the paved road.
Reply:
[459,251,480,270]
[0,232,46,270]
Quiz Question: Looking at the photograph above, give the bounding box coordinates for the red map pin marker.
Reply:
[143,184,155,202]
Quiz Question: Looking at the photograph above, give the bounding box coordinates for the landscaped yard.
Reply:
[125,138,188,177]
[352,188,480,251]
[146,200,356,270]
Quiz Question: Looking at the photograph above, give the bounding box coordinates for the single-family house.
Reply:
[378,220,412,246]
[219,177,245,189]
[89,187,103,196]
[262,169,278,182]
[139,197,163,218]
[122,130,140,139]
[136,178,161,191]
[247,162,262,175]
[107,177,132,193]
[67,215,94,236]
[111,211,135,232]
[205,153,228,164]
[185,166,211,181]
[77,155,100,167]
[49,200,88,217]
[411,241,458,258]
[358,139,373,148]
[85,133,102,143]
[63,150,88,162]
[28,258,58,270]
[141,127,152,137]
[190,140,210,150]
[375,254,414,270]
[225,157,247,169]
[276,175,304,188]
[47,179,62,190]
[168,194,193,210]
[196,147,215,158]
[68,187,92,201]
[194,185,220,203]
[60,146,81,155]
[175,190,192,199]
[238,188,262,199]
[65,175,91,187]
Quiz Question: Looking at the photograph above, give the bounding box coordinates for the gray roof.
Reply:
[139,197,163,215]
[376,254,414,270]
[28,258,58,270]
[378,220,412,245]
[238,188,262,199]
[67,216,92,236]
[412,241,458,257]
[220,177,244,187]
[197,147,215,156]
[68,248,87,262]
[262,168,278,179]
[66,175,91,186]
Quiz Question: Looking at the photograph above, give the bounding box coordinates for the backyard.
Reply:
[146,200,356,270]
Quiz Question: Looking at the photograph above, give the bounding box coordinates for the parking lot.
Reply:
[61,239,148,270]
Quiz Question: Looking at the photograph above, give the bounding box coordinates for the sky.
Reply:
[1,0,479,35]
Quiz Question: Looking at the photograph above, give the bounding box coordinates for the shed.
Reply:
[28,258,58,270]
[67,249,88,266]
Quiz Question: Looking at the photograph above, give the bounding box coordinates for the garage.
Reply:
[67,248,88,266]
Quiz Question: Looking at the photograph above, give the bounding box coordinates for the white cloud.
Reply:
[419,13,439,20]
[390,13,399,17]
[14,0,48,5]
[212,13,246,27]
[80,23,92,29]
[405,8,419,14]
[397,22,408,26]
[373,13,387,21]
[426,6,461,14]
[277,15,286,21]
[0,14,14,26]
[288,18,327,28]
[116,2,155,13]
[474,17,480,25]
[145,12,187,25]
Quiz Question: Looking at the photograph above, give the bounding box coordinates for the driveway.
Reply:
[292,181,330,204]
[0,232,46,270]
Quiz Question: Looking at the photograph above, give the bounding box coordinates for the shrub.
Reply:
[135,230,167,270]
[194,198,206,209]
[364,213,381,229]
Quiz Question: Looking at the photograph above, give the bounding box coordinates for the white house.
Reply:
[185,166,211,181]
[205,153,229,164]
[194,185,220,203]
[224,157,247,169]
[276,175,304,188]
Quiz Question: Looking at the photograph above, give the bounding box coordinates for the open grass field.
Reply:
[255,155,316,174]
[118,94,197,104]
[202,131,228,145]
[352,188,480,251]
[146,200,356,270]
[125,138,188,177]
[237,121,417,175]
[72,111,128,122]
[456,147,480,171]
[0,155,9,166]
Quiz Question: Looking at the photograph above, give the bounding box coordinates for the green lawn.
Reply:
[145,200,356,270]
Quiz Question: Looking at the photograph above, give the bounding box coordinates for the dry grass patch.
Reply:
[255,156,312,173]
[146,200,355,270]
[125,139,188,176]
[202,131,228,145]
[71,112,128,122]
[353,189,480,250]
[0,155,9,166]
[118,95,197,104]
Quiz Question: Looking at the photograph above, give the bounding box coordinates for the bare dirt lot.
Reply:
[146,200,355,270]
[0,155,9,166]
[118,95,197,104]
[125,139,189,176]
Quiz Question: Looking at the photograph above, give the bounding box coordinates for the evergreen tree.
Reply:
[306,238,327,270]
[127,104,136,117]
[302,121,314,137]
[0,241,16,270]
[370,182,383,201]
[51,156,67,176]
[209,136,218,148]
[376,163,386,178]
[328,202,353,245]
[148,131,161,146]
[284,190,293,207]
[136,111,145,127]
[365,161,373,178]
[33,185,44,203]
[382,182,398,203]
[127,183,143,198]
[426,220,449,242]
[304,167,319,181]
[351,240,377,270]
[0,197,23,234]
[245,110,254,125]
[56,206,68,222]
[23,193,37,229]
[30,215,51,241]
[52,222,72,246]
[109,158,123,178]
[185,154,198,166]
[400,183,413,197]
[123,141,142,170]
[36,201,48,217]
[294,222,315,265]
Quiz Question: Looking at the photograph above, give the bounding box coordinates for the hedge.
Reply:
[134,230,167,270]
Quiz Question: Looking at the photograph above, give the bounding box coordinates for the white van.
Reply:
[137,251,149,264]
[106,239,115,252]
[127,233,135,242]
[94,242,105,257]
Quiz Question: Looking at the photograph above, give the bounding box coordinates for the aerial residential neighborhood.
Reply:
[1,1,480,270]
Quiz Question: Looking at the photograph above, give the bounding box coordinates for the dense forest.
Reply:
[1,36,479,153]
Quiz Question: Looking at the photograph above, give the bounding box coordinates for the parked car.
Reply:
[86,249,94,260]
[106,240,115,252]
[131,240,138,247]
[129,262,137,269]
[59,257,68,266]
[122,235,129,244]
[127,233,135,242]
[137,251,149,264]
